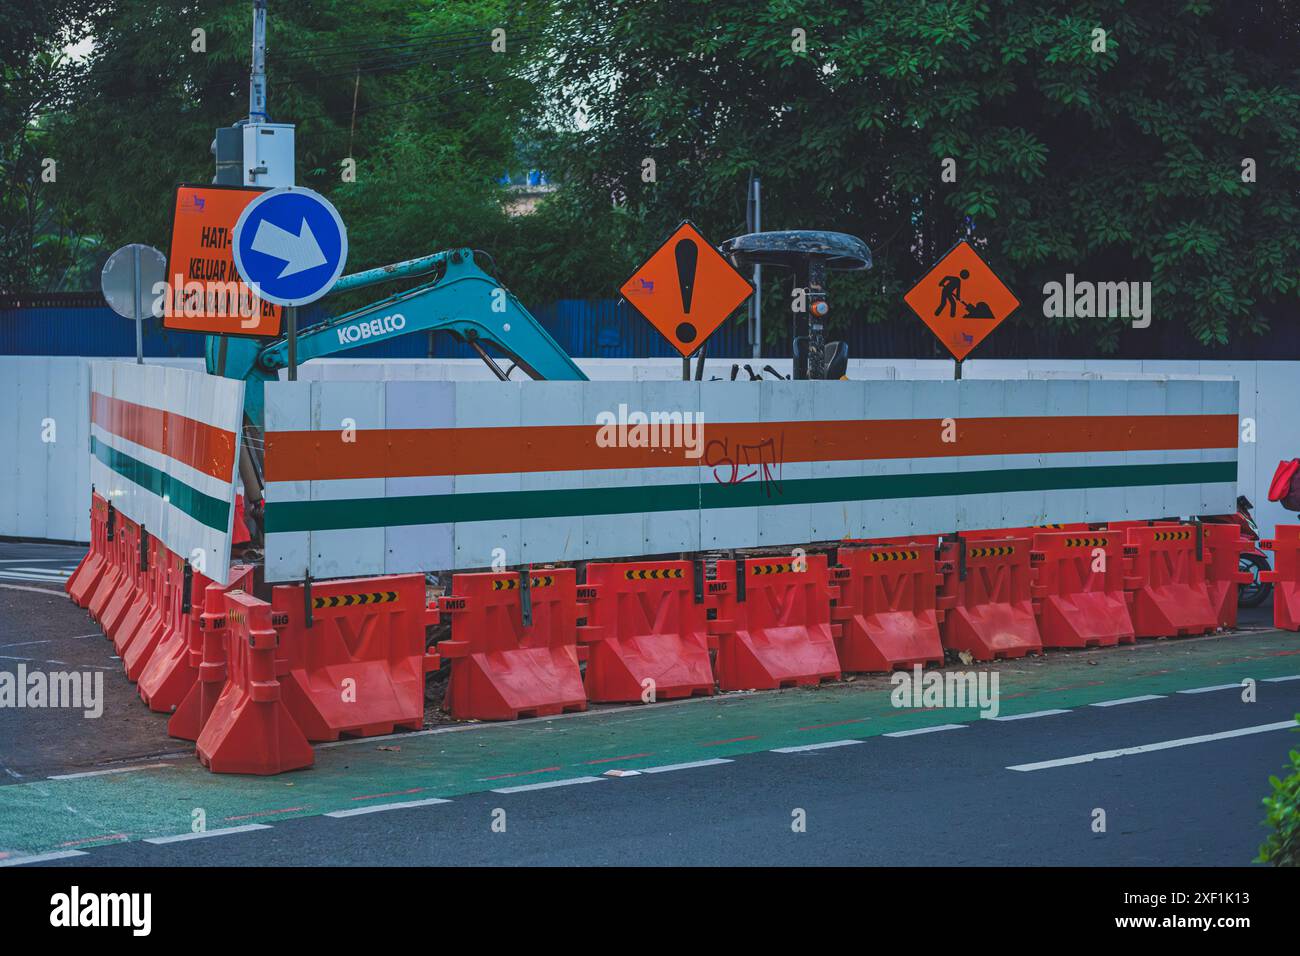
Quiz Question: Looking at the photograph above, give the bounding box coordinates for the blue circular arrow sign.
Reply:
[232,185,348,308]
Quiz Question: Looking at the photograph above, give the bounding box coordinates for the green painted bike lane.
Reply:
[3,630,1299,858]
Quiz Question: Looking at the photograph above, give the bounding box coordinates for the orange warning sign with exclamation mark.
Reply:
[620,220,753,357]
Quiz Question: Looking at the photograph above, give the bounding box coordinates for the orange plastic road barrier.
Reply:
[139,558,211,713]
[1029,532,1137,647]
[438,568,587,720]
[578,560,715,703]
[831,546,946,672]
[1122,525,1216,638]
[271,574,440,740]
[939,537,1042,661]
[169,565,255,741]
[121,537,177,680]
[1261,527,1300,631]
[196,589,314,775]
[99,518,143,643]
[66,494,110,607]
[87,512,130,624]
[711,555,841,690]
[1202,523,1253,630]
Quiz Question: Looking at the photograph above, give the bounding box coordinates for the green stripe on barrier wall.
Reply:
[263,460,1236,534]
[90,437,232,532]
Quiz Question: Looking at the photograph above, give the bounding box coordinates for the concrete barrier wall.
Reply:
[0,354,1287,543]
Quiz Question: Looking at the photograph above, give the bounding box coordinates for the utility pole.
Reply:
[249,0,268,124]
[746,173,762,359]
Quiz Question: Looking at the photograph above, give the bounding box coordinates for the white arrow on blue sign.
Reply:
[232,185,348,308]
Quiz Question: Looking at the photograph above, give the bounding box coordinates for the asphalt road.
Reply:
[1,539,1297,867]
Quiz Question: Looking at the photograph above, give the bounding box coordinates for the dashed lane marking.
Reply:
[0,850,88,867]
[882,724,966,738]
[638,758,733,774]
[1089,694,1166,707]
[144,824,272,844]
[325,798,451,818]
[1176,683,1245,695]
[1007,720,1300,772]
[772,739,864,753]
[989,709,1072,721]
[49,764,175,781]
[1263,674,1300,682]
[491,776,605,794]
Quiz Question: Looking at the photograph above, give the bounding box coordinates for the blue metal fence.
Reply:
[0,295,1292,360]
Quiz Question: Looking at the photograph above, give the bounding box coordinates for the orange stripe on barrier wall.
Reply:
[91,392,237,481]
[263,414,1237,483]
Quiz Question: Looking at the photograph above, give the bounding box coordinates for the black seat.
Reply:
[720,230,871,272]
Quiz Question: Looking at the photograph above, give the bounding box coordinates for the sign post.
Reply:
[619,220,753,365]
[100,243,167,364]
[903,239,1020,374]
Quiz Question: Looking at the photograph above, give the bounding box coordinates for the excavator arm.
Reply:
[208,247,587,432]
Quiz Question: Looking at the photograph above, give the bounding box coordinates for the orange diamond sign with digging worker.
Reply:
[904,240,1019,362]
[620,220,754,358]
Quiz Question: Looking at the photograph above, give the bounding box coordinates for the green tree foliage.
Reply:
[1257,728,1300,866]
[533,0,1300,348]
[0,0,98,291]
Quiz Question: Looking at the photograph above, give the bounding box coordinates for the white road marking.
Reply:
[0,571,71,582]
[772,739,864,753]
[1007,720,1299,772]
[325,797,450,818]
[989,709,1071,721]
[491,776,605,794]
[883,724,966,737]
[638,758,734,774]
[0,583,67,596]
[1177,683,1244,695]
[49,764,175,781]
[9,567,73,576]
[1263,674,1300,683]
[0,639,51,648]
[0,850,88,867]
[1089,694,1165,707]
[144,824,271,844]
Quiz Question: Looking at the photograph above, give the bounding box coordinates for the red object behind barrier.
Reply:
[67,494,109,607]
[711,555,841,689]
[939,537,1041,661]
[169,566,255,741]
[439,568,587,720]
[578,560,715,703]
[831,546,946,672]
[1030,531,1137,647]
[271,574,439,740]
[196,589,313,775]
[139,558,211,713]
[1122,525,1216,638]
[1261,527,1300,631]
[1202,524,1252,630]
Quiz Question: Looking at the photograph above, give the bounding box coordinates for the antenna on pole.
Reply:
[249,0,268,124]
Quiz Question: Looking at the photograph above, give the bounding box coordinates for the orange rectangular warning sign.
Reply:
[164,184,283,337]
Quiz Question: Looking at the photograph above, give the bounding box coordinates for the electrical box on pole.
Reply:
[212,1,295,188]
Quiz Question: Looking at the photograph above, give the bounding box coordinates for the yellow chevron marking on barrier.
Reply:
[312,590,400,609]
[969,545,1015,558]
[1153,530,1192,542]
[226,609,246,625]
[623,567,685,581]
[1064,536,1110,548]
[491,576,557,591]
[868,550,920,563]
[751,562,795,575]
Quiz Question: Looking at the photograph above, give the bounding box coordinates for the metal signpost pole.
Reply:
[752,177,761,360]
[132,245,143,364]
[287,305,297,381]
